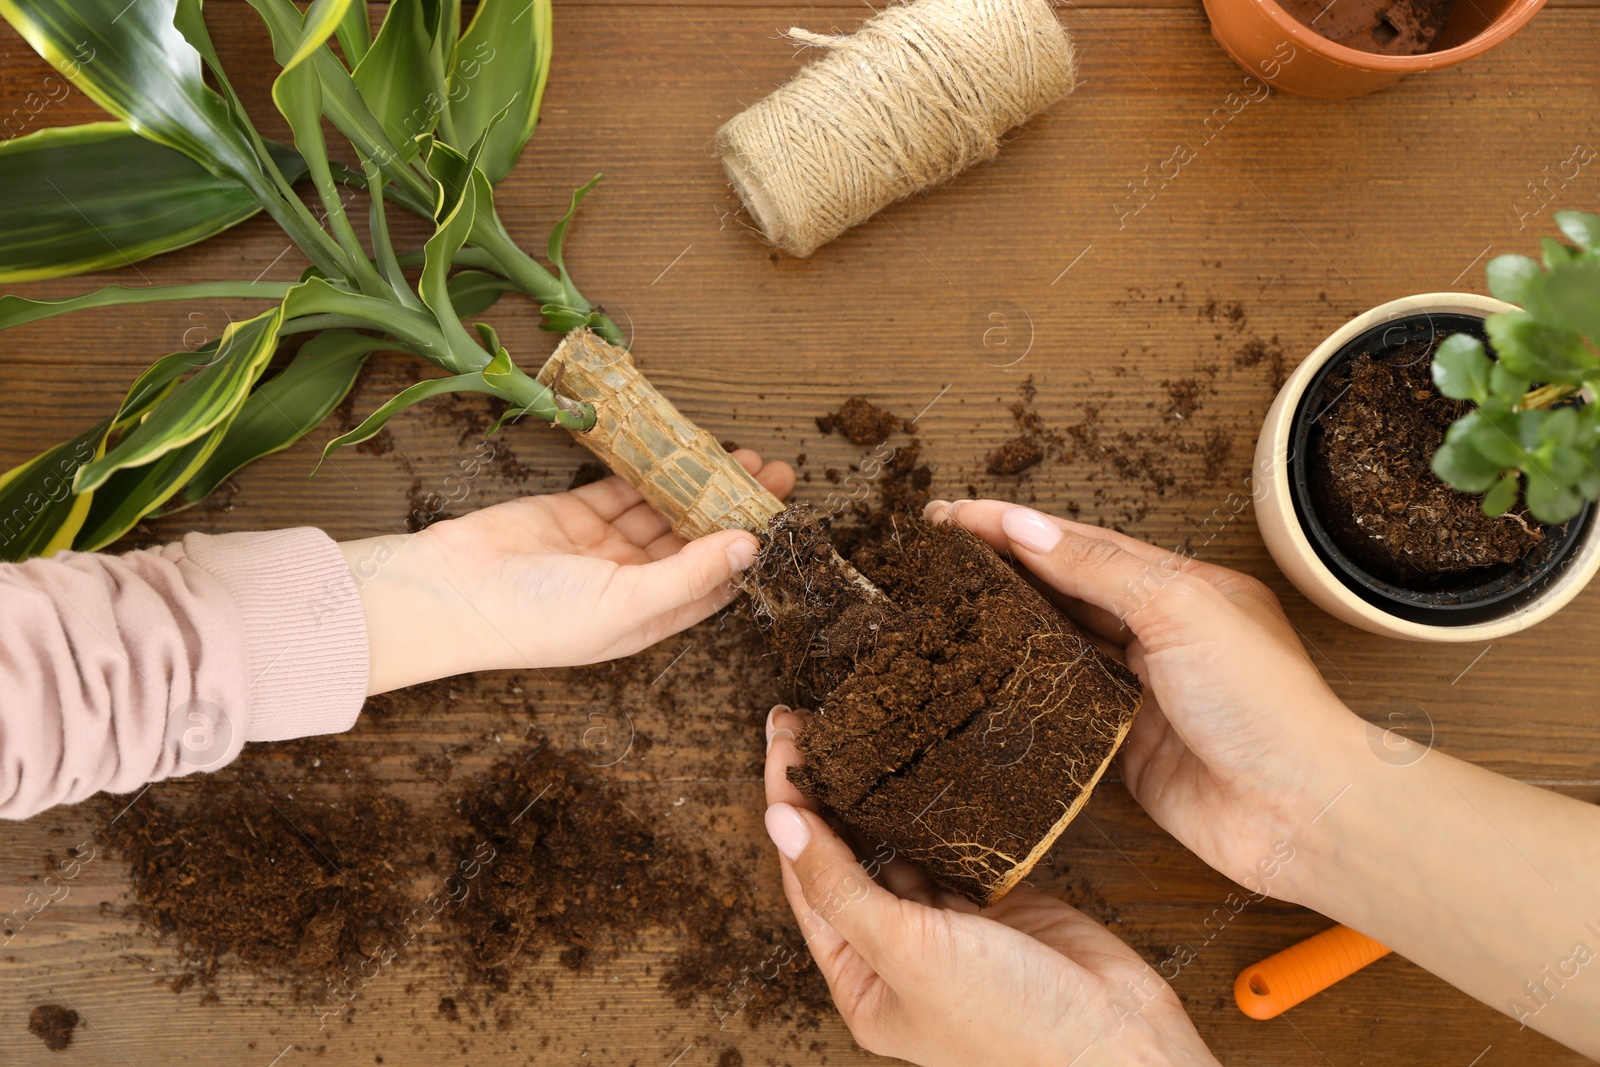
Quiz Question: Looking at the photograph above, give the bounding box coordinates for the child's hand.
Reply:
[930,499,1365,908]
[342,448,793,693]
[762,706,1218,1067]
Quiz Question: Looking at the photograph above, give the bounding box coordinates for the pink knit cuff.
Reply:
[179,528,369,742]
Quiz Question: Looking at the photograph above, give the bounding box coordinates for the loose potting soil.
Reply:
[1278,0,1457,55]
[815,396,910,446]
[101,681,832,1035]
[1310,346,1543,583]
[27,1004,79,1052]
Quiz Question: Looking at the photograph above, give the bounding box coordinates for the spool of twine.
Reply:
[714,0,1076,258]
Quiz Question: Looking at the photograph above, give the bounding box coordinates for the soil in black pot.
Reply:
[1278,0,1457,55]
[755,505,1143,906]
[1309,342,1543,586]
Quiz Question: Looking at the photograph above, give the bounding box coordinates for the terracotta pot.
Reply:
[1203,0,1548,98]
[1252,292,1600,642]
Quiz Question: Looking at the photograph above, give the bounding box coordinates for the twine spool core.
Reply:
[715,0,1076,258]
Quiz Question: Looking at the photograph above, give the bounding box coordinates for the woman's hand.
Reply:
[342,449,793,693]
[763,706,1219,1067]
[928,499,1366,908]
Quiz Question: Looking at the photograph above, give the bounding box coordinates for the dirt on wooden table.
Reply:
[3,1,1599,1065]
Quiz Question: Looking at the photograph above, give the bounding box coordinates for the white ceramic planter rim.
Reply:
[1252,292,1600,642]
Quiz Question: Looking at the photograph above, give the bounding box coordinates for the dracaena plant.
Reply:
[1431,209,1600,525]
[0,0,623,561]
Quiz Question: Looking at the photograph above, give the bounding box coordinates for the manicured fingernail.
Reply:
[923,499,952,521]
[765,802,811,861]
[727,535,760,573]
[1002,506,1064,553]
[765,704,790,746]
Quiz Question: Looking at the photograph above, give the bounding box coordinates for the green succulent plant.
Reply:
[0,0,622,561]
[1431,210,1600,525]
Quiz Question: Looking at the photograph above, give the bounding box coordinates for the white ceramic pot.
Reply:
[1253,292,1600,642]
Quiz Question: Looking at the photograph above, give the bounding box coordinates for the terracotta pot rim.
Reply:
[1243,0,1548,72]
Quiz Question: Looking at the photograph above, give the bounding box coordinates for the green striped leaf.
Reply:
[287,0,354,69]
[0,347,198,560]
[76,308,285,493]
[318,369,510,463]
[73,428,228,551]
[0,122,308,283]
[547,174,601,308]
[0,281,293,331]
[185,331,385,501]
[352,0,447,149]
[442,0,551,182]
[0,0,268,193]
[0,419,110,561]
[420,155,490,371]
[335,0,371,64]
[446,269,516,317]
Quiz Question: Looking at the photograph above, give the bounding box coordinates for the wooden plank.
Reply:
[2,1,1598,1065]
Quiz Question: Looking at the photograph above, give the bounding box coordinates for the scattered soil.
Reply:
[1235,335,1290,393]
[103,763,424,998]
[444,742,830,1029]
[1310,346,1544,583]
[98,613,831,1037]
[355,429,396,457]
[985,377,1070,477]
[755,505,1143,904]
[816,397,910,446]
[1162,378,1203,421]
[567,460,611,489]
[986,435,1044,475]
[1279,0,1456,54]
[27,1004,79,1052]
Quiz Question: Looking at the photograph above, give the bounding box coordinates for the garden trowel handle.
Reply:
[1234,924,1391,1020]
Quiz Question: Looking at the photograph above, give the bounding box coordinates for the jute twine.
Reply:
[714,0,1076,258]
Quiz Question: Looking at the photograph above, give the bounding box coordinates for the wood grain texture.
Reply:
[2,1,1599,1064]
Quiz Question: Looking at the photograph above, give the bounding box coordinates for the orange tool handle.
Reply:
[1234,925,1390,1020]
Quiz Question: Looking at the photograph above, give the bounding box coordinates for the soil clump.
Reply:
[27,1005,79,1052]
[754,505,1142,904]
[816,397,910,446]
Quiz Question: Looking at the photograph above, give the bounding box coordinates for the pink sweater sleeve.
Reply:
[0,528,369,819]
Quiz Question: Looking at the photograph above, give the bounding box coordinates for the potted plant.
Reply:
[1252,212,1600,641]
[1203,0,1546,98]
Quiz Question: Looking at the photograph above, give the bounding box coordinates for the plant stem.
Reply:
[365,167,424,310]
[0,282,296,330]
[1520,383,1582,410]
[502,365,596,431]
[468,223,567,306]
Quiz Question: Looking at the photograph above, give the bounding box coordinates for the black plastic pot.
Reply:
[1286,310,1596,627]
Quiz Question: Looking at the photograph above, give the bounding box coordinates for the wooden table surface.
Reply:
[3,0,1600,1064]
